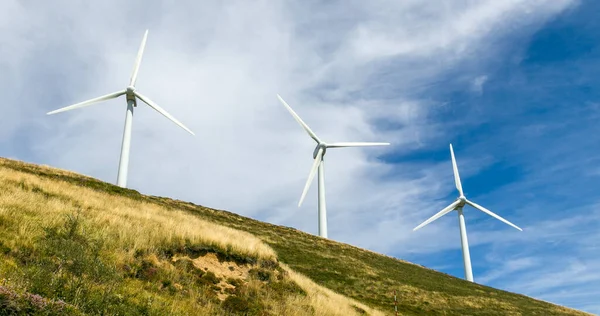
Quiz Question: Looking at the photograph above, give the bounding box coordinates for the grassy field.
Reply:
[0,157,592,316]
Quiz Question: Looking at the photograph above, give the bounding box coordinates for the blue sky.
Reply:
[1,0,599,314]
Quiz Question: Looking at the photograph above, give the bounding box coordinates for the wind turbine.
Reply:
[46,30,194,188]
[277,94,390,239]
[413,144,522,282]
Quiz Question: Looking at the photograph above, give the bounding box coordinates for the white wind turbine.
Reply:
[46,30,194,188]
[413,144,522,282]
[277,94,390,239]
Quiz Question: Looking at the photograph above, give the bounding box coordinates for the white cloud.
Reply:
[477,257,539,284]
[471,75,489,94]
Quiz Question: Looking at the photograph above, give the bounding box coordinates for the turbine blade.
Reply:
[134,91,195,136]
[326,142,390,148]
[46,90,126,115]
[276,94,320,143]
[129,29,149,87]
[465,199,523,231]
[413,199,461,231]
[298,148,323,207]
[450,144,464,196]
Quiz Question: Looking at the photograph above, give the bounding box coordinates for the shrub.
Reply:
[173,258,196,273]
[135,260,160,281]
[222,296,250,314]
[226,278,243,288]
[249,268,272,282]
[196,271,221,287]
[259,260,278,270]
[0,241,11,255]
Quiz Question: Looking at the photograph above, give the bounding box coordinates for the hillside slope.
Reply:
[0,157,592,316]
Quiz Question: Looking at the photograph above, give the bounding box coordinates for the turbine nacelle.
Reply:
[313,143,327,159]
[452,197,467,211]
[126,86,137,103]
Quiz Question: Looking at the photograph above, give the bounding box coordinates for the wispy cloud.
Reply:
[477,257,539,284]
[471,75,489,95]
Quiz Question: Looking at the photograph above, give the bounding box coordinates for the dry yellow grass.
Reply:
[281,263,386,316]
[0,167,276,262]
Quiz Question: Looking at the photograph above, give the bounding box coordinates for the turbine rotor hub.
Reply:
[313,143,327,159]
[125,86,137,103]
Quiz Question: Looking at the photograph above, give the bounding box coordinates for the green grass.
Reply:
[0,157,592,316]
[153,197,585,315]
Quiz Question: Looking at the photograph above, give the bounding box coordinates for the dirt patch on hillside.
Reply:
[171,252,255,300]
[185,252,251,280]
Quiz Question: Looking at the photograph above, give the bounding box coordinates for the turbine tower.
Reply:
[46,30,194,188]
[413,144,522,282]
[277,94,390,239]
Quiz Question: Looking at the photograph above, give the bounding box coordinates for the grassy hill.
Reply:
[0,157,592,316]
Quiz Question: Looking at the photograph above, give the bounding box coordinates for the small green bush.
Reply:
[259,260,278,270]
[134,260,160,281]
[196,271,220,287]
[249,268,272,282]
[222,296,249,314]
[0,241,11,255]
[173,258,196,273]
[226,277,243,288]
